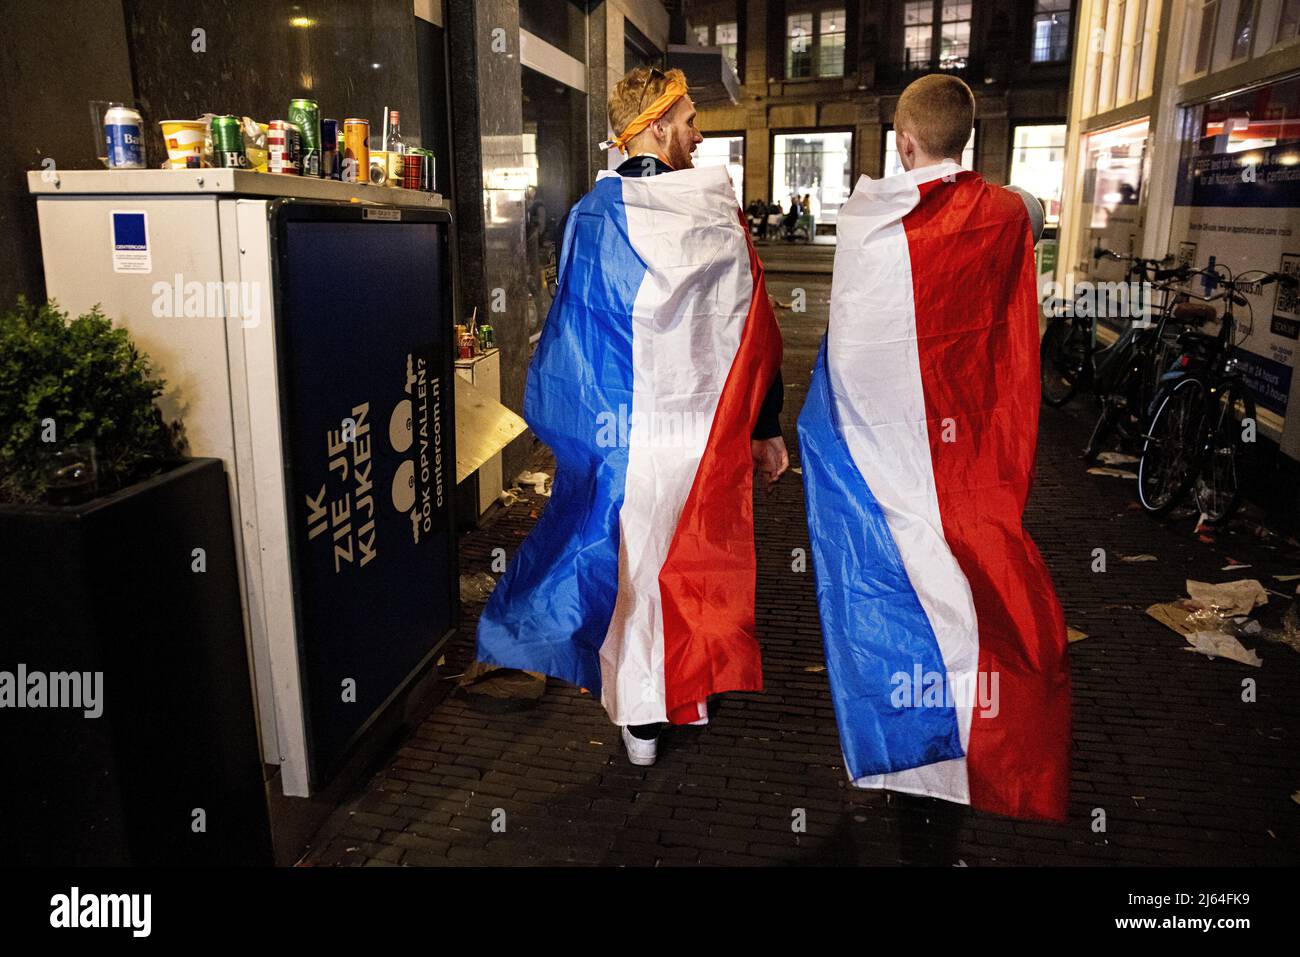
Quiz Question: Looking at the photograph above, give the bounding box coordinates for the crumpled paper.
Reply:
[1186,579,1268,616]
[1184,630,1263,667]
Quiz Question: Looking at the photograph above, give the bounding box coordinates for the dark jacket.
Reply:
[613,155,784,440]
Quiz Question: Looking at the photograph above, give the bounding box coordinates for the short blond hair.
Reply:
[607,66,688,140]
[895,74,975,160]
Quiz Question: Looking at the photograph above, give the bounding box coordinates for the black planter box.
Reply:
[0,457,272,865]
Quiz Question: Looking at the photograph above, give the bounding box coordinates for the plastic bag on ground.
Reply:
[459,571,497,603]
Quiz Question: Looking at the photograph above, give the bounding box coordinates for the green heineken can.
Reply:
[288,98,321,177]
[211,115,246,168]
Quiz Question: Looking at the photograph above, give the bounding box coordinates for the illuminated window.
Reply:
[1009,124,1067,225]
[903,0,971,70]
[694,20,740,77]
[883,128,976,175]
[904,1,934,68]
[819,9,846,77]
[716,21,739,76]
[940,0,972,68]
[772,131,853,224]
[787,12,814,78]
[1032,0,1072,61]
[786,7,845,78]
[695,135,745,205]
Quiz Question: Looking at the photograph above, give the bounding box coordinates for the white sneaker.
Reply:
[621,726,658,766]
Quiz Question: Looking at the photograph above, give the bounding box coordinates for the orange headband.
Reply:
[601,76,689,153]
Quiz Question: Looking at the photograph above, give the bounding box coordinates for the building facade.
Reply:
[682,0,1077,231]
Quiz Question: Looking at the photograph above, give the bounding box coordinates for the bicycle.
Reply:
[1038,248,1205,460]
[1041,249,1184,407]
[1079,257,1213,462]
[1137,265,1296,523]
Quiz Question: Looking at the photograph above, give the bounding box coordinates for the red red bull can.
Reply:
[402,153,422,190]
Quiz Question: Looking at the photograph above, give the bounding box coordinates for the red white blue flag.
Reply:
[477,166,781,727]
[797,163,1071,821]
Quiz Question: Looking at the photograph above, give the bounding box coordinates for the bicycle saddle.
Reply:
[1170,301,1217,324]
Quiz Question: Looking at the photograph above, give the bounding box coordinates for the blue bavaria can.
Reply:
[104,104,146,169]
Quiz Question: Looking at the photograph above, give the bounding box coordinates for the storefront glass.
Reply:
[1009,124,1067,225]
[772,131,853,224]
[521,65,587,340]
[1168,74,1300,444]
[1075,117,1150,278]
[694,135,744,206]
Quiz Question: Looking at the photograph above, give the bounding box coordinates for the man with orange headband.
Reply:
[478,66,786,767]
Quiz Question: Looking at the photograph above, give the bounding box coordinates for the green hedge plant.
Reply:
[0,297,186,504]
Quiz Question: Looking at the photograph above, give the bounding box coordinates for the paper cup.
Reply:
[159,120,206,169]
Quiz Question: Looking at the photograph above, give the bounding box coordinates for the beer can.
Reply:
[321,118,340,180]
[342,118,370,184]
[211,114,247,168]
[402,153,422,190]
[288,98,321,176]
[104,105,146,169]
[268,120,301,175]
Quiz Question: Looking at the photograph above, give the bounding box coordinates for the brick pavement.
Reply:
[303,272,1300,867]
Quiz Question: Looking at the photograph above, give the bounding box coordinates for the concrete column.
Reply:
[744,0,769,201]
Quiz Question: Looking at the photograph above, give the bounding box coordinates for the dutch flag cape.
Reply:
[797,162,1072,821]
[476,165,782,727]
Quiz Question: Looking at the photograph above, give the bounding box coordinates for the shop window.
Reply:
[1170,76,1300,420]
[1009,124,1067,225]
[786,6,845,78]
[1032,0,1072,62]
[771,131,853,224]
[521,66,587,338]
[694,135,745,206]
[883,127,976,176]
[1077,118,1149,279]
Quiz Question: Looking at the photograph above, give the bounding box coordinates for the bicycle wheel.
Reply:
[1193,382,1256,524]
[1138,377,1205,515]
[1041,318,1086,407]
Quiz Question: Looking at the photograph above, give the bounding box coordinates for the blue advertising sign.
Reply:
[273,202,456,788]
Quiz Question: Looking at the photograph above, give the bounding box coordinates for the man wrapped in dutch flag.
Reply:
[798,74,1071,822]
[476,67,787,767]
